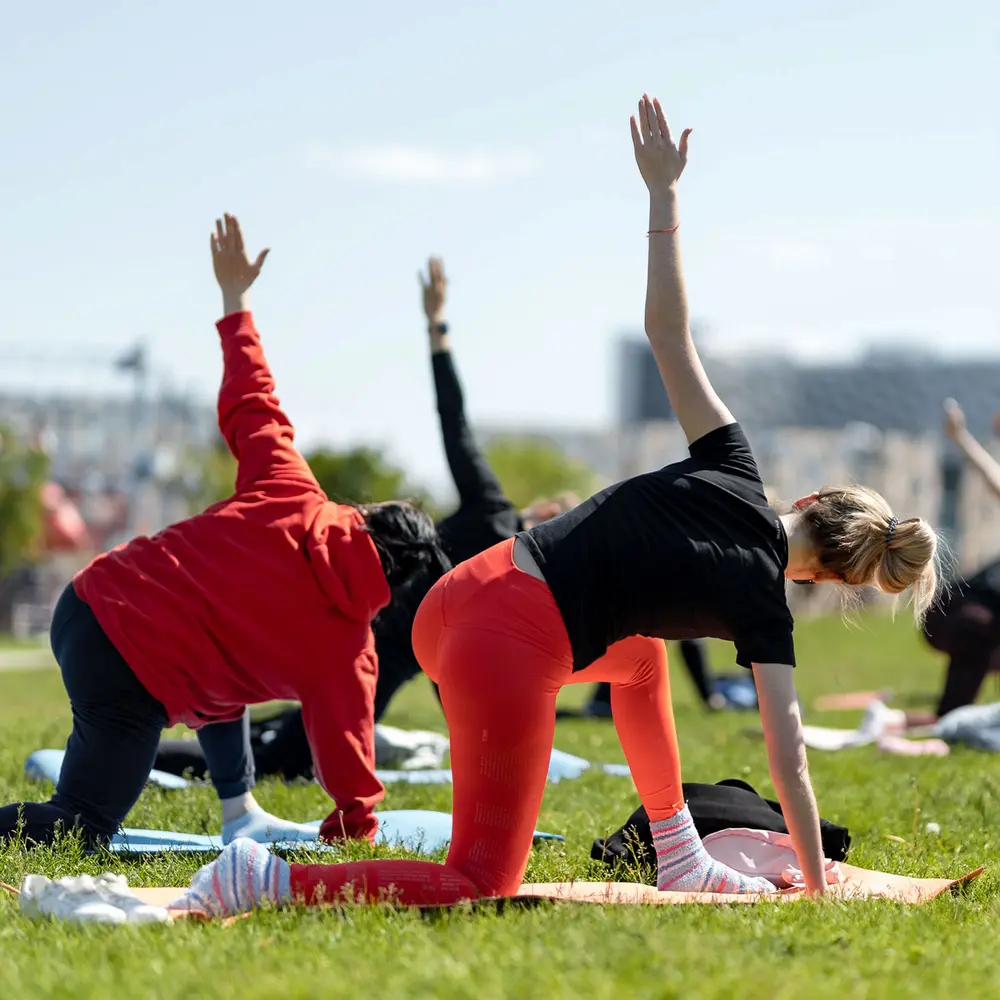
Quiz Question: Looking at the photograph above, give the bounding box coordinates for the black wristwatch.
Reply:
[430,322,448,335]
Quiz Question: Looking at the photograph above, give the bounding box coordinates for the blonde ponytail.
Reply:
[799,485,939,624]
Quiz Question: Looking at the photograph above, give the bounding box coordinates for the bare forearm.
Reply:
[769,756,827,893]
[644,190,688,341]
[755,663,827,893]
[955,430,1000,500]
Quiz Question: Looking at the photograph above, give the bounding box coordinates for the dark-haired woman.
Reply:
[161,255,574,834]
[0,215,451,848]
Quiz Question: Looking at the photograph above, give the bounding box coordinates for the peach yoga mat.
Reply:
[5,865,982,919]
[76,863,987,917]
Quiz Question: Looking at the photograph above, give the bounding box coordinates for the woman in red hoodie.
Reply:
[0,214,450,848]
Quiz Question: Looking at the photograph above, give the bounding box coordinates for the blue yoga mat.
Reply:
[109,810,562,856]
[377,748,631,786]
[713,674,758,710]
[25,748,190,791]
[26,746,629,795]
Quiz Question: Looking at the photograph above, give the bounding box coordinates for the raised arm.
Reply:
[752,663,828,895]
[211,214,321,497]
[944,399,1000,501]
[631,95,735,445]
[420,257,510,508]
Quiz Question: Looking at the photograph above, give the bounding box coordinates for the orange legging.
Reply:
[290,538,684,906]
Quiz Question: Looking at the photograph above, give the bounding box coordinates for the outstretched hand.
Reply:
[630,95,692,196]
[211,214,270,316]
[943,398,967,441]
[420,257,448,325]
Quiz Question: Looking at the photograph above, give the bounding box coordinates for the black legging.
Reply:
[588,638,715,711]
[0,585,261,847]
[923,589,1000,717]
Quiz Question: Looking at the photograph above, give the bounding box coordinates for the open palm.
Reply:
[630,95,692,194]
[211,214,269,299]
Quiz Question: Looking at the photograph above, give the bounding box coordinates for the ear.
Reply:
[791,492,821,511]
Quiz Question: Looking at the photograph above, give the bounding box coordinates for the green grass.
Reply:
[1,615,998,999]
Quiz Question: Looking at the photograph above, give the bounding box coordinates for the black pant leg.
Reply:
[0,585,168,846]
[196,709,255,799]
[678,638,714,707]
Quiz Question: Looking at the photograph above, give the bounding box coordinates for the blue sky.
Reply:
[0,0,996,496]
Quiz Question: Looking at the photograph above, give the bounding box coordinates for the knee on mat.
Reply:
[0,800,107,849]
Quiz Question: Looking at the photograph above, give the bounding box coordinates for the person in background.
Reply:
[174,96,938,916]
[915,399,1000,720]
[0,214,450,849]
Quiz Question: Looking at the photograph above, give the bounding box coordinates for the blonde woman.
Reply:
[176,97,939,915]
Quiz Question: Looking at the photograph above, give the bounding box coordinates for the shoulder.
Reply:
[687,422,757,470]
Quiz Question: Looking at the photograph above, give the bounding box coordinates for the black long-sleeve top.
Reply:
[431,350,522,564]
[372,349,522,709]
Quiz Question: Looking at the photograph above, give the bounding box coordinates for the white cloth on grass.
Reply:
[374,724,449,770]
[18,872,170,925]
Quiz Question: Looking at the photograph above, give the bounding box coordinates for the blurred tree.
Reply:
[184,439,238,511]
[0,426,49,573]
[185,440,436,515]
[0,426,50,631]
[483,437,596,510]
[306,446,438,515]
[306,447,407,504]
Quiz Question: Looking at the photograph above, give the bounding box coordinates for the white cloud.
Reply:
[300,142,539,185]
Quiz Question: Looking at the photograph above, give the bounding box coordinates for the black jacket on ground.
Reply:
[591,779,851,870]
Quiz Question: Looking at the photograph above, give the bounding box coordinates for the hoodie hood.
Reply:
[305,502,391,623]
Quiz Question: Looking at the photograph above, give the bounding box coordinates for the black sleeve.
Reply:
[732,585,797,668]
[432,350,510,508]
[687,422,763,484]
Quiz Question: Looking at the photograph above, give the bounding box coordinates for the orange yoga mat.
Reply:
[515,863,984,905]
[154,863,982,915]
[5,864,983,920]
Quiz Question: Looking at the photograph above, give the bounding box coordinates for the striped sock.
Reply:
[651,806,776,894]
[181,838,292,917]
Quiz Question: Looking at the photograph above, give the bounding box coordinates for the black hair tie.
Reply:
[885,516,899,546]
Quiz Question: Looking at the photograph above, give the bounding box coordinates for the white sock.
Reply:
[652,805,776,894]
[220,791,259,824]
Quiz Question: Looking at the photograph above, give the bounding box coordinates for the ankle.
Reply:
[220,791,259,824]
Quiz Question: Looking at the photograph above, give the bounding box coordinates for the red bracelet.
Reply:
[647,225,680,236]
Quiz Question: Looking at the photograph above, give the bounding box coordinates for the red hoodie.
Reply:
[74,311,390,842]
